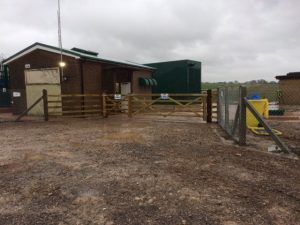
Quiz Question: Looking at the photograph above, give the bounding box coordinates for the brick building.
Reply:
[276,72,300,105]
[3,42,156,114]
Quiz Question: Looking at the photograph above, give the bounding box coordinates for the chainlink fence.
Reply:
[217,86,240,141]
[217,84,299,155]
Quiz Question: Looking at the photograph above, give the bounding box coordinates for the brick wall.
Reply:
[82,61,102,94]
[7,49,81,114]
[132,70,152,94]
[7,48,154,113]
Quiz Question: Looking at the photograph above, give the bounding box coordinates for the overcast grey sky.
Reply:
[1,0,299,81]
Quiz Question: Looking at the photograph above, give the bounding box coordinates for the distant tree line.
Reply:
[202,79,278,90]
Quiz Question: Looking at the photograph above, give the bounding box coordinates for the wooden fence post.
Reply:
[102,94,107,118]
[202,94,207,121]
[42,89,48,121]
[239,86,247,145]
[100,92,103,116]
[207,89,212,123]
[128,94,132,118]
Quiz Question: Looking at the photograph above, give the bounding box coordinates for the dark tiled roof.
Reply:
[276,72,300,80]
[3,42,155,70]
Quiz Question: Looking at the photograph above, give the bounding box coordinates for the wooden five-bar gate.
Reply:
[47,93,103,119]
[103,93,208,120]
[23,90,218,122]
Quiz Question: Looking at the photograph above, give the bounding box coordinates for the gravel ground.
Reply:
[270,121,300,151]
[0,117,299,225]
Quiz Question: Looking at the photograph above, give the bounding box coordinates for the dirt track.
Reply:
[0,117,299,225]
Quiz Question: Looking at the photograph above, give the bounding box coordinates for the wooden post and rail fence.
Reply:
[101,93,215,121]
[13,87,291,153]
[13,87,291,154]
[16,89,218,122]
[15,89,48,122]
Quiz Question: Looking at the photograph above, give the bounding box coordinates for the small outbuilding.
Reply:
[145,60,202,94]
[275,72,300,105]
[3,42,155,114]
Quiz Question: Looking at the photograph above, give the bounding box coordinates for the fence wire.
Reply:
[217,85,299,154]
[218,86,240,140]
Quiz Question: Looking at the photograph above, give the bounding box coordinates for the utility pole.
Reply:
[57,0,65,80]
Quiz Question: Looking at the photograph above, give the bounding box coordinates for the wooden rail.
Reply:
[15,96,43,122]
[102,94,129,118]
[44,91,218,122]
[15,89,49,121]
[129,93,206,119]
[101,92,218,122]
[47,93,102,119]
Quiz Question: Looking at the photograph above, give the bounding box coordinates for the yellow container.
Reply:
[246,99,269,128]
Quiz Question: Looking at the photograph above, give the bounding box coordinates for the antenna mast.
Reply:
[57,0,65,79]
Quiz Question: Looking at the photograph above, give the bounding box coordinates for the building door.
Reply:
[121,82,131,95]
[25,68,61,115]
[120,82,131,111]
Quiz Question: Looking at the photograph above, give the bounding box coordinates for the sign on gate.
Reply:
[114,94,122,100]
[102,93,209,121]
[160,93,169,100]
